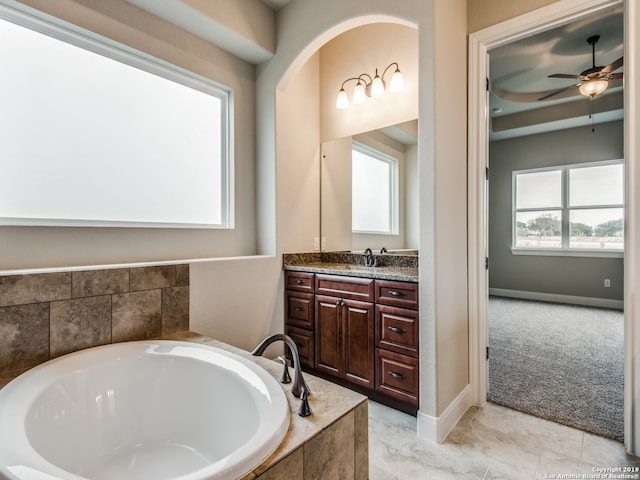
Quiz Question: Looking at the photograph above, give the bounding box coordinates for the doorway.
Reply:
[468,0,640,455]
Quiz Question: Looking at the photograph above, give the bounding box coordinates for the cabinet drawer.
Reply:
[316,274,374,302]
[375,349,419,406]
[286,325,314,369]
[285,271,315,293]
[375,280,418,310]
[286,291,314,329]
[376,305,419,357]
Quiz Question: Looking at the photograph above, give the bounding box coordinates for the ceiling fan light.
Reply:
[579,79,608,97]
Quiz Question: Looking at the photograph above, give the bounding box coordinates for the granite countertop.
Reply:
[283,252,419,282]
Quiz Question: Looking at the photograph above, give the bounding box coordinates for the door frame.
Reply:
[467,0,639,454]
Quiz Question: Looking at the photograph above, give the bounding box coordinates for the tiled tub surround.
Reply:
[0,330,369,480]
[0,264,189,379]
[283,252,418,282]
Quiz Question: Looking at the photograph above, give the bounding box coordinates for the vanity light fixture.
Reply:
[336,62,404,109]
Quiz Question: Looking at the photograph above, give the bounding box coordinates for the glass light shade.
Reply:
[371,73,385,98]
[389,68,404,93]
[353,82,367,104]
[579,79,608,97]
[336,88,349,109]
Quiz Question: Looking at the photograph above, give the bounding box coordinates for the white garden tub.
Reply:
[0,340,290,480]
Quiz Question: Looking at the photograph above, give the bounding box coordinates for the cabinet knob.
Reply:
[388,371,407,380]
[387,325,407,334]
[388,290,406,297]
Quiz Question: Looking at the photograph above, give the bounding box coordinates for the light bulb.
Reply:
[579,79,608,97]
[336,88,349,109]
[389,67,404,93]
[353,82,366,104]
[371,70,385,98]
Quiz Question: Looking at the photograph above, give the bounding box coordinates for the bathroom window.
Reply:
[0,6,232,228]
[352,142,398,235]
[512,160,624,255]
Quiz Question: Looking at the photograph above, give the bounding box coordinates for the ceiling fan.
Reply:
[538,35,623,101]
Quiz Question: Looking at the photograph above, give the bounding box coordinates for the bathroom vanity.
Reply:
[283,252,419,415]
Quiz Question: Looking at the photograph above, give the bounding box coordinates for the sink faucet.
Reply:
[364,248,377,267]
[252,333,312,417]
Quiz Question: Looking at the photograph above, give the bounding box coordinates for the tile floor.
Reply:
[369,401,640,479]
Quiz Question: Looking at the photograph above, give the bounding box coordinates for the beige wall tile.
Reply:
[130,265,176,291]
[0,272,70,307]
[162,286,189,334]
[0,303,49,373]
[72,268,129,298]
[303,411,355,480]
[50,296,111,357]
[354,401,369,480]
[176,264,190,287]
[256,447,303,480]
[112,290,162,342]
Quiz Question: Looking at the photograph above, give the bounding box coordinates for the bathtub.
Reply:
[0,340,290,480]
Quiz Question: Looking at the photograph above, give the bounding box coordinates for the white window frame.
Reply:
[0,5,233,229]
[351,141,399,235]
[512,160,624,257]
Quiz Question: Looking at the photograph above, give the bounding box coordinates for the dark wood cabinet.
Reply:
[284,270,419,412]
[316,294,374,389]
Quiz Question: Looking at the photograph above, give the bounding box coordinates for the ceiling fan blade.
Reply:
[601,56,623,74]
[609,73,623,80]
[538,84,579,101]
[548,73,582,79]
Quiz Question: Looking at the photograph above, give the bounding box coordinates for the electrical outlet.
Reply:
[604,279,611,288]
[313,237,320,251]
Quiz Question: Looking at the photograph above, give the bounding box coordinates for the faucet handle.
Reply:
[277,356,292,384]
[298,388,312,417]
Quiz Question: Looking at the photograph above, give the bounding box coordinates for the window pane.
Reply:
[352,149,391,233]
[570,208,624,249]
[0,14,229,227]
[516,170,561,209]
[569,164,623,207]
[515,211,561,248]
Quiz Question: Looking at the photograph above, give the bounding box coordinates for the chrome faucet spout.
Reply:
[252,334,311,416]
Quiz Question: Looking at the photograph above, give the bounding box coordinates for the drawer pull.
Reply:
[296,342,304,348]
[295,279,305,285]
[387,325,407,334]
[388,371,406,380]
[388,290,407,297]
[295,307,305,312]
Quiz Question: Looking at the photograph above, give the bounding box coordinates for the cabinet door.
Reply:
[343,299,375,388]
[315,295,343,377]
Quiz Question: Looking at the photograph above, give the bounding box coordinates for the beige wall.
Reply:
[0,0,258,270]
[319,23,418,143]
[468,0,561,33]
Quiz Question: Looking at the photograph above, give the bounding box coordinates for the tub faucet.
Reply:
[252,334,312,417]
[364,248,377,267]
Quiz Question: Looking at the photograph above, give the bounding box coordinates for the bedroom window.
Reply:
[0,6,232,228]
[352,142,398,234]
[513,161,624,255]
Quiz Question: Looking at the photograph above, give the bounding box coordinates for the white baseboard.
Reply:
[489,288,624,310]
[417,384,472,443]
